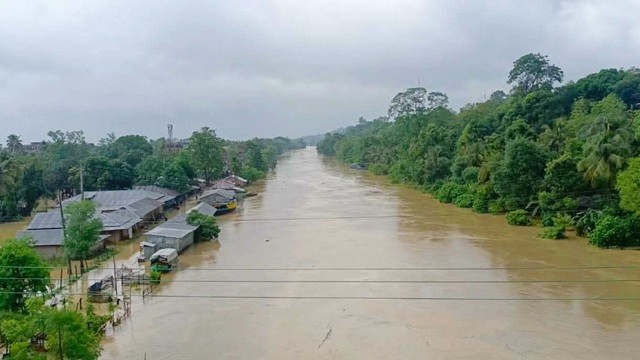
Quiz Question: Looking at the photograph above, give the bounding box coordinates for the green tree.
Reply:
[387,87,427,119]
[0,239,50,312]
[64,201,103,262]
[189,127,224,183]
[507,53,564,93]
[616,157,640,215]
[246,140,267,172]
[186,211,221,241]
[1,298,102,359]
[427,91,449,109]
[492,138,548,206]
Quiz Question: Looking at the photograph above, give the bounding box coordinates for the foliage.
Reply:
[64,201,103,261]
[0,239,50,312]
[616,157,640,215]
[150,270,162,285]
[388,87,427,119]
[239,166,265,182]
[505,210,531,226]
[507,53,564,93]
[189,127,224,183]
[539,226,566,239]
[186,211,221,241]
[0,298,102,359]
[435,182,465,203]
[588,214,640,248]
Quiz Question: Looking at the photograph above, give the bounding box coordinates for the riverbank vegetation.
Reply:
[317,53,640,248]
[0,129,304,223]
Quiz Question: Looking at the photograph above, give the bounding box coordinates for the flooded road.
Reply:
[101,147,640,360]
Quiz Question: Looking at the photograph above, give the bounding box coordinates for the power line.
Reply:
[5,291,640,302]
[3,277,640,284]
[1,265,640,271]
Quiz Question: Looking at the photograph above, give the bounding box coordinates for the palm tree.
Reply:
[539,121,566,153]
[6,134,23,153]
[0,155,20,195]
[577,115,631,187]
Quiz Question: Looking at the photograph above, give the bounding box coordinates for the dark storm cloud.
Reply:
[0,0,638,142]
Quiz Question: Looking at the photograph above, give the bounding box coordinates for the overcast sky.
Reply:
[0,0,639,143]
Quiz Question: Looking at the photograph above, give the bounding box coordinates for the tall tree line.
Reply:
[318,53,640,247]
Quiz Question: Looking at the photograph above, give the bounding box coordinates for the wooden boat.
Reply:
[349,163,366,170]
[214,199,237,215]
[150,248,179,273]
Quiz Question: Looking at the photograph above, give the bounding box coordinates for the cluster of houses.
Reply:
[16,175,249,260]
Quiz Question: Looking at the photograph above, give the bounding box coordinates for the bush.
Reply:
[553,213,572,230]
[436,182,465,203]
[574,209,603,236]
[368,163,387,175]
[150,270,162,285]
[541,212,554,227]
[472,184,491,213]
[506,209,531,226]
[588,214,640,248]
[454,193,474,208]
[539,226,566,239]
[488,200,504,214]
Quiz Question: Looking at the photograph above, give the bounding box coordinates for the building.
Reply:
[64,190,164,225]
[133,185,186,210]
[186,203,218,216]
[224,175,249,187]
[144,214,197,253]
[22,208,142,243]
[200,188,235,206]
[211,180,246,194]
[16,228,108,259]
[23,141,47,154]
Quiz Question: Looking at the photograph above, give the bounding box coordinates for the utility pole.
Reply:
[80,161,84,201]
[58,190,71,277]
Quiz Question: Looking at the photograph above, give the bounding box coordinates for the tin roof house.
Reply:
[144,214,197,254]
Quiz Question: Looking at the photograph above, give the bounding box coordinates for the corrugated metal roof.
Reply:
[17,229,64,246]
[187,203,218,216]
[133,185,181,203]
[145,227,193,238]
[64,190,164,208]
[201,188,235,200]
[125,197,163,218]
[17,229,108,247]
[99,209,141,231]
[144,213,197,239]
[27,212,63,230]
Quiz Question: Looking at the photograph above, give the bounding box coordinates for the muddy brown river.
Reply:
[99,147,640,359]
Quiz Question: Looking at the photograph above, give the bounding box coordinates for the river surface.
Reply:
[101,147,640,360]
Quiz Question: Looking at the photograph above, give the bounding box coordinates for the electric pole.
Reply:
[58,190,71,277]
[80,161,84,201]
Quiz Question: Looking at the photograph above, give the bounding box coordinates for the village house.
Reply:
[64,190,164,226]
[224,175,249,187]
[200,188,235,206]
[133,185,186,210]
[16,214,109,260]
[144,214,197,254]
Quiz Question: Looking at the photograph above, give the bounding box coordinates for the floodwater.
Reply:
[100,147,640,360]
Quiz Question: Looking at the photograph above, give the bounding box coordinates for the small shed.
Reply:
[144,214,197,253]
[200,188,235,206]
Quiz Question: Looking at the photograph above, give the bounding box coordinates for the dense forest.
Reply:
[318,53,640,247]
[0,127,305,222]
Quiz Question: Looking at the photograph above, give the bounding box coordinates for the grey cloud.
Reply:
[0,0,638,142]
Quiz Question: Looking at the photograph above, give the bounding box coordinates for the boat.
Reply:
[150,248,179,273]
[349,163,366,170]
[213,199,237,215]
